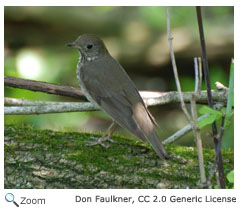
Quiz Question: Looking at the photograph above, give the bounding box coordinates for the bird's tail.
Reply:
[146,131,169,160]
[131,103,169,160]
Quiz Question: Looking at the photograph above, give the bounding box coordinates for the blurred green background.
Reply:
[4,6,234,148]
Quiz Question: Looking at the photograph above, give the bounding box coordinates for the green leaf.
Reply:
[198,106,223,128]
[199,105,222,117]
[225,59,234,123]
[198,114,217,129]
[227,170,234,183]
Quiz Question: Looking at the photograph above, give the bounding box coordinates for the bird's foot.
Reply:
[85,135,118,148]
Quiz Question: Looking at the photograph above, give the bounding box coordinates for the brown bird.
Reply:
[67,34,169,159]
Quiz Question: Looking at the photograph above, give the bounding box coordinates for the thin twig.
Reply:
[162,114,209,145]
[191,57,206,185]
[191,95,206,185]
[216,115,226,160]
[196,7,214,108]
[196,6,225,188]
[207,115,226,186]
[198,57,202,93]
[207,163,217,188]
[166,7,193,125]
[194,57,202,97]
[194,58,199,95]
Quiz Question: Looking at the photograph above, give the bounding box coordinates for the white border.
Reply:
[1,1,239,211]
[0,0,238,6]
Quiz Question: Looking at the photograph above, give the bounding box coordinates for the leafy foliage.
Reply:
[197,106,223,129]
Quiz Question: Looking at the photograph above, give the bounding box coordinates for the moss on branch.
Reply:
[4,124,233,189]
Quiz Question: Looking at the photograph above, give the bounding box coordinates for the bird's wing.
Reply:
[85,78,148,142]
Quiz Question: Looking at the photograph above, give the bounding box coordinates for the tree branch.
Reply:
[4,102,98,115]
[162,113,209,145]
[4,76,87,100]
[4,88,226,115]
[4,76,228,107]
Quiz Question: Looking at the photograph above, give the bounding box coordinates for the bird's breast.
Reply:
[76,62,100,108]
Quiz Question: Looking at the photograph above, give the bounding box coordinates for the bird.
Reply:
[66,34,169,160]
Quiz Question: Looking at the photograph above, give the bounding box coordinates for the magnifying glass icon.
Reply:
[5,193,19,207]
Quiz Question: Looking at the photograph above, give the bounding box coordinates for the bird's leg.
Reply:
[85,122,118,148]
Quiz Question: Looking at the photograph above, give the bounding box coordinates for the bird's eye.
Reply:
[87,44,93,49]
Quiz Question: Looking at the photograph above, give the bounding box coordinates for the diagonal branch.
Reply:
[4,76,87,100]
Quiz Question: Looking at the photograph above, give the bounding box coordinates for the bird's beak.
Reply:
[65,42,78,48]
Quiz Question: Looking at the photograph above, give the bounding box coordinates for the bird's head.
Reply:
[66,34,108,60]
